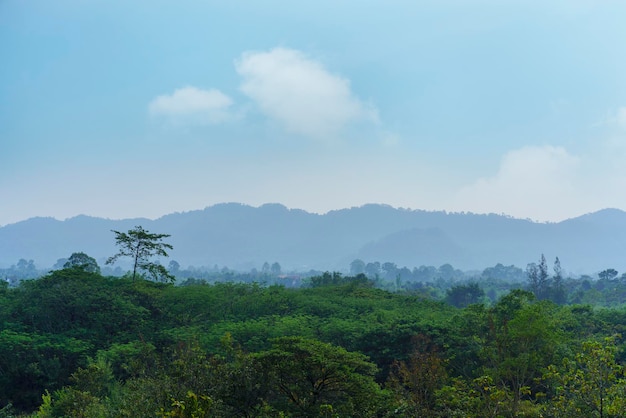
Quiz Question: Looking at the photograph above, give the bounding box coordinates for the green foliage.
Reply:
[106,225,175,283]
[63,252,100,274]
[436,375,542,418]
[599,269,619,281]
[97,341,158,381]
[483,291,562,410]
[445,282,485,308]
[387,334,448,416]
[542,336,626,418]
[0,330,90,411]
[526,254,550,300]
[13,269,150,343]
[7,263,626,416]
[254,336,384,417]
[0,403,16,418]
[33,387,106,418]
[158,391,215,418]
[307,271,372,288]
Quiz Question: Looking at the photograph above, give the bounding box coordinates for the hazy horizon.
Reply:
[3,1,626,226]
[3,201,626,274]
[2,201,623,228]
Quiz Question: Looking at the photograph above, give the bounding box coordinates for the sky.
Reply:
[2,0,626,226]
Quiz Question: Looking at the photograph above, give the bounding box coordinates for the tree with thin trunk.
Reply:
[527,254,550,300]
[106,226,174,283]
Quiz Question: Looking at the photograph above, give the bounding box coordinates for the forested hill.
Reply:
[1,204,625,272]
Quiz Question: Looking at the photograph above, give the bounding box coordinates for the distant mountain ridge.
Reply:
[1,203,625,274]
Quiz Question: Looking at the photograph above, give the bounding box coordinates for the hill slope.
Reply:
[1,204,624,273]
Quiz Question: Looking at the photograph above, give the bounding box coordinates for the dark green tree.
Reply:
[482,289,560,413]
[254,337,383,417]
[63,252,100,274]
[106,226,174,283]
[527,254,550,300]
[445,282,485,308]
[598,268,618,281]
[481,263,526,282]
[551,257,566,305]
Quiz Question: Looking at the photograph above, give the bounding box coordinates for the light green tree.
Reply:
[542,336,626,418]
[106,226,174,283]
[482,290,561,414]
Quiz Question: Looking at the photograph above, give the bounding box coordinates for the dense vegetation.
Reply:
[2,260,626,417]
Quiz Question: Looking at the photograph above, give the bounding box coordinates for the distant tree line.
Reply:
[0,259,43,286]
[5,226,626,308]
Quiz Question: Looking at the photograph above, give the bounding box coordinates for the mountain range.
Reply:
[1,203,625,275]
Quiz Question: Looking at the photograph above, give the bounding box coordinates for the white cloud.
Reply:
[235,47,378,139]
[149,86,233,124]
[454,146,582,221]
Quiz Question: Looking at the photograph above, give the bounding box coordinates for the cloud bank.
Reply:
[453,131,626,222]
[455,146,582,221]
[235,47,378,139]
[149,86,233,124]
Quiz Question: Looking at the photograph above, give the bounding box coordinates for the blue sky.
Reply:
[2,0,626,225]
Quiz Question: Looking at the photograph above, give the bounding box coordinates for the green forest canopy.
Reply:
[2,228,626,416]
[1,264,626,417]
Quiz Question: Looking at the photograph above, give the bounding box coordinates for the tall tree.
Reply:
[484,290,559,413]
[106,226,174,283]
[551,256,566,304]
[527,254,550,300]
